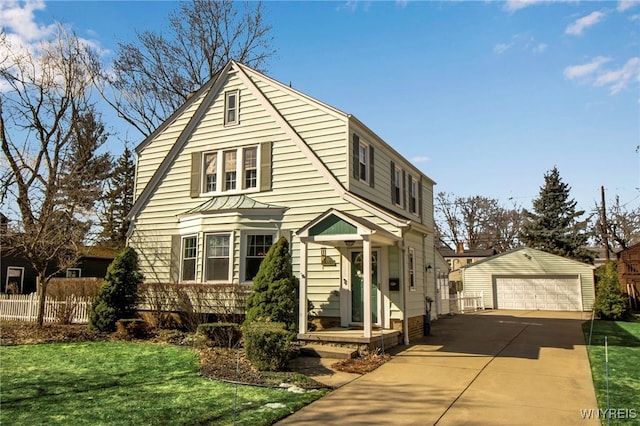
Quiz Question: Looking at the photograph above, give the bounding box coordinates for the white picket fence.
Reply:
[0,293,93,324]
[449,291,484,314]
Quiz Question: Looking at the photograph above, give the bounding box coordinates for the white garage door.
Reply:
[495,276,581,311]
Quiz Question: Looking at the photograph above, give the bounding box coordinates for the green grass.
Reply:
[0,341,327,425]
[584,316,640,425]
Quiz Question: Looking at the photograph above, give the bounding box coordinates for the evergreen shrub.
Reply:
[89,247,144,332]
[243,321,294,371]
[594,262,629,320]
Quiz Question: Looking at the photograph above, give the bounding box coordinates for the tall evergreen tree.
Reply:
[99,147,135,249]
[89,247,144,332]
[244,236,298,331]
[520,167,593,263]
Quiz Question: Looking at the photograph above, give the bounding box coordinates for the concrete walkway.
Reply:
[278,310,600,425]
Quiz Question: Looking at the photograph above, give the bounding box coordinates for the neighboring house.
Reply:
[617,242,640,307]
[438,244,497,291]
[126,61,438,344]
[1,246,116,294]
[462,247,595,311]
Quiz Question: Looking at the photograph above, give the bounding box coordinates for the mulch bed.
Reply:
[0,322,389,387]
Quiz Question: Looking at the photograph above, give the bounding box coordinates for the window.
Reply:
[182,236,197,281]
[200,145,261,195]
[409,177,418,214]
[243,147,257,189]
[467,259,473,265]
[66,268,81,278]
[204,152,217,192]
[393,166,403,206]
[224,150,237,191]
[408,248,416,290]
[6,266,24,293]
[245,234,274,281]
[224,90,239,125]
[205,234,231,281]
[358,142,368,183]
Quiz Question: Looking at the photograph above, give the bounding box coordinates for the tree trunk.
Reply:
[36,274,48,327]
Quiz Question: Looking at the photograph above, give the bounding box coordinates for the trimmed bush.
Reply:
[594,261,629,320]
[89,247,144,332]
[196,322,242,348]
[243,321,294,371]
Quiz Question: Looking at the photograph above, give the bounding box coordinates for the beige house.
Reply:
[127,61,438,344]
[438,244,497,290]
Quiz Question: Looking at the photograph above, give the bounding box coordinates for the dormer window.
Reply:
[224,90,239,125]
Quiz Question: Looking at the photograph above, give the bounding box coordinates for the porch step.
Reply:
[300,344,357,359]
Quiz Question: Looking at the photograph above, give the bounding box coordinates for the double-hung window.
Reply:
[224,90,239,125]
[358,142,369,183]
[224,150,237,191]
[205,234,231,282]
[66,268,81,278]
[393,166,403,206]
[201,145,260,195]
[204,152,217,192]
[409,177,418,214]
[182,236,197,281]
[243,147,257,189]
[245,234,274,281]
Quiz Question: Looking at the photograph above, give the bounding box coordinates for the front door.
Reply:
[351,250,378,324]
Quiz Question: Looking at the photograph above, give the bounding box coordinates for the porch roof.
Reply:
[297,208,400,246]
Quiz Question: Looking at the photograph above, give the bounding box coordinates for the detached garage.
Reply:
[462,247,595,312]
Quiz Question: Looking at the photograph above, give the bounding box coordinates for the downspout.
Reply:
[400,231,409,345]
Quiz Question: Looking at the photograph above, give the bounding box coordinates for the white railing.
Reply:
[449,291,484,314]
[0,293,93,324]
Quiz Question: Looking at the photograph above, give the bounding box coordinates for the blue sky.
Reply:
[2,0,639,215]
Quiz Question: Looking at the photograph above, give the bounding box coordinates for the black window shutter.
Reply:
[190,152,201,198]
[402,170,407,209]
[260,142,272,191]
[418,177,423,220]
[390,160,395,203]
[408,173,413,211]
[369,145,375,188]
[352,133,360,179]
[170,235,181,283]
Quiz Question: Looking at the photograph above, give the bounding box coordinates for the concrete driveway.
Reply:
[278,310,600,425]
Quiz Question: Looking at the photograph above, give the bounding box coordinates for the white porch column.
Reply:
[299,240,308,334]
[363,236,372,338]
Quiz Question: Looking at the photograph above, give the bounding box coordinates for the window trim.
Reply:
[224,90,239,126]
[66,268,82,278]
[6,266,25,293]
[181,235,198,282]
[393,166,404,207]
[241,231,276,283]
[358,141,369,184]
[200,145,260,196]
[409,176,419,215]
[408,247,416,291]
[204,232,233,283]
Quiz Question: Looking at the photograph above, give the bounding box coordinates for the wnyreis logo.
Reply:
[580,408,637,420]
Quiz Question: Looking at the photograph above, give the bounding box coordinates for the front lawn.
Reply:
[584,317,640,425]
[0,341,327,425]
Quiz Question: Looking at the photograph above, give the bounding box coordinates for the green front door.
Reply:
[351,251,378,324]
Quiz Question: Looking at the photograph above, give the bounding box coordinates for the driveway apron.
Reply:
[277,310,600,425]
